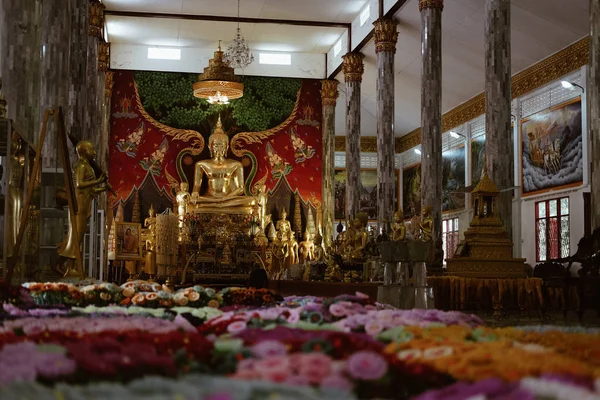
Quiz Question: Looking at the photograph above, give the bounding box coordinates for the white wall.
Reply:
[110,44,326,79]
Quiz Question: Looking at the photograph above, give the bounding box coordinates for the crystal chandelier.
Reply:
[208,91,230,105]
[223,0,254,70]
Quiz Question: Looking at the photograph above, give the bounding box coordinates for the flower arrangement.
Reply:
[22,282,82,306]
[218,287,282,307]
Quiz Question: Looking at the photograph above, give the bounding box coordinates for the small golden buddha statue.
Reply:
[56,141,109,278]
[144,205,157,277]
[276,209,291,235]
[391,209,406,241]
[287,230,299,265]
[349,213,369,261]
[420,205,433,242]
[176,182,190,217]
[190,116,255,213]
[298,230,315,263]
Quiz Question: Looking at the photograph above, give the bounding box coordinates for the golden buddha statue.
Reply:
[276,209,291,234]
[176,182,190,217]
[7,132,25,258]
[57,141,109,278]
[287,230,299,265]
[420,205,433,242]
[190,116,255,213]
[298,230,315,263]
[349,213,369,261]
[391,209,406,241]
[144,205,157,277]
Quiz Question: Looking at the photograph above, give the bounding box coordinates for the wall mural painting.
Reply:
[470,135,486,188]
[402,163,421,220]
[108,71,323,222]
[442,146,466,212]
[521,98,583,196]
[334,168,399,221]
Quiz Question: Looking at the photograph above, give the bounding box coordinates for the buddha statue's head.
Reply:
[180,181,188,191]
[208,116,229,159]
[304,230,311,241]
[148,204,156,217]
[394,209,404,222]
[280,209,287,220]
[76,140,96,160]
[422,205,432,217]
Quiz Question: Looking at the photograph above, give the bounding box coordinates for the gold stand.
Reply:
[5,108,83,283]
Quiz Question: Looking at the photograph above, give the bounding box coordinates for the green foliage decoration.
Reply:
[134,71,301,133]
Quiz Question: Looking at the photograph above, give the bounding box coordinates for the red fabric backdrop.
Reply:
[108,71,322,210]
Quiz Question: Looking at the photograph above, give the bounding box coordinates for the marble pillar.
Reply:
[342,53,364,221]
[374,18,399,231]
[484,0,512,242]
[40,1,72,168]
[320,79,339,249]
[68,0,89,145]
[85,0,104,150]
[590,0,600,229]
[0,0,43,144]
[419,0,444,269]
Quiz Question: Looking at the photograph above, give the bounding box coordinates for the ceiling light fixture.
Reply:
[561,80,585,92]
[193,41,244,104]
[223,0,254,70]
[449,131,465,139]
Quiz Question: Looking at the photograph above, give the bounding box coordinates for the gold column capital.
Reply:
[373,18,399,54]
[98,40,111,71]
[418,0,444,12]
[105,71,115,98]
[320,80,339,106]
[89,0,106,38]
[342,53,365,83]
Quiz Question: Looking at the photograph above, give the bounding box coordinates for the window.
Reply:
[147,47,181,60]
[360,5,370,26]
[442,218,459,260]
[258,53,291,65]
[535,197,570,261]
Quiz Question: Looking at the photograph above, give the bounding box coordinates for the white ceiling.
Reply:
[104,0,590,137]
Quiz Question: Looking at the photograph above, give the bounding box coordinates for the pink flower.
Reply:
[226,321,247,335]
[355,291,369,299]
[329,303,347,317]
[236,358,256,371]
[285,375,311,386]
[251,340,288,359]
[321,375,354,391]
[255,356,291,375]
[297,353,333,384]
[287,309,301,324]
[346,351,388,381]
[232,370,261,380]
[364,320,384,336]
[262,369,290,383]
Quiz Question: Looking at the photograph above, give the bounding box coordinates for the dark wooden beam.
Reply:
[327,0,408,79]
[104,10,351,29]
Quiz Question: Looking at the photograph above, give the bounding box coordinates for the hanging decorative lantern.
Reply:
[223,0,254,70]
[193,41,243,105]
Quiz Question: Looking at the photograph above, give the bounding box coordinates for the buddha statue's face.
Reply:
[281,210,287,219]
[394,211,403,222]
[209,135,228,159]
[180,182,188,191]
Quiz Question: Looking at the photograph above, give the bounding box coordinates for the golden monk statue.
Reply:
[7,132,25,258]
[349,213,369,261]
[299,230,315,263]
[287,230,299,265]
[144,205,157,277]
[57,141,109,278]
[190,116,255,213]
[391,210,406,241]
[420,205,433,242]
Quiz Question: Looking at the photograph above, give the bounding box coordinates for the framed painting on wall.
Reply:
[471,135,486,188]
[521,98,583,196]
[116,222,143,260]
[334,168,399,221]
[402,163,421,220]
[442,145,466,212]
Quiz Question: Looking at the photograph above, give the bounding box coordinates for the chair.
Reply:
[533,261,570,320]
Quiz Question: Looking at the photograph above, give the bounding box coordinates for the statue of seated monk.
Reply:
[190,116,256,213]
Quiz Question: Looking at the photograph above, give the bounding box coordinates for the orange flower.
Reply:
[132,294,146,305]
[187,292,200,302]
[145,292,158,301]
[208,299,219,308]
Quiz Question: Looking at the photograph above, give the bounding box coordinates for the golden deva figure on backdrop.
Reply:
[391,209,406,241]
[57,141,109,278]
[420,206,433,242]
[191,116,255,213]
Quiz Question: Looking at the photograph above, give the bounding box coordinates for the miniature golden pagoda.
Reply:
[445,164,526,278]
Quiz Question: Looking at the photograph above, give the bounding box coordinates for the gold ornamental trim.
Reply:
[334,136,378,153]
[98,40,110,72]
[104,71,114,98]
[342,53,365,83]
[133,81,205,153]
[418,0,444,12]
[398,36,589,153]
[192,80,244,100]
[230,87,302,158]
[373,18,399,54]
[88,0,105,38]
[320,80,339,107]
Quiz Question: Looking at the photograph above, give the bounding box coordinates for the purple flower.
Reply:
[329,303,347,317]
[320,374,354,392]
[346,351,388,381]
[414,379,533,400]
[251,340,288,358]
